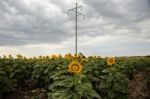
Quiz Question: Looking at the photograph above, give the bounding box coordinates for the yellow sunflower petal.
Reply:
[68,60,82,74]
[107,57,115,65]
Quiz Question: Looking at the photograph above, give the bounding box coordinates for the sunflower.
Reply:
[68,60,82,74]
[74,54,78,59]
[16,54,23,59]
[67,53,72,57]
[51,55,57,59]
[65,53,72,60]
[107,57,115,65]
[8,54,12,58]
[58,54,62,58]
[46,56,50,59]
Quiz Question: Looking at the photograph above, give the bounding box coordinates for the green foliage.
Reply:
[98,67,129,99]
[32,58,69,88]
[48,73,101,99]
[0,58,17,97]
[0,55,149,99]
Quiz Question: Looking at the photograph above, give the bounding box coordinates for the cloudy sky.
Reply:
[0,0,150,57]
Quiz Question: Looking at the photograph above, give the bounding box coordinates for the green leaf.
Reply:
[108,89,115,99]
[44,66,50,74]
[76,78,101,99]
[57,89,72,99]
[113,81,128,94]
[106,75,114,82]
[0,71,6,75]
[72,93,80,99]
[102,69,109,73]
[49,78,73,90]
[99,80,110,89]
[10,72,16,78]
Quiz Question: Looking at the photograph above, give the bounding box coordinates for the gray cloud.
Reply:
[0,0,74,45]
[84,0,150,21]
[0,0,150,56]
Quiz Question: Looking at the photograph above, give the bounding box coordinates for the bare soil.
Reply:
[128,69,150,99]
[3,80,47,99]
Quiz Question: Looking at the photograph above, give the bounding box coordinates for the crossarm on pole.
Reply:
[68,10,85,20]
[68,6,82,12]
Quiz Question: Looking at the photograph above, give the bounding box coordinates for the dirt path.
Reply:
[128,70,150,99]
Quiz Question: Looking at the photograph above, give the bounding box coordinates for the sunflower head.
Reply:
[16,54,23,59]
[58,54,62,58]
[74,54,78,59]
[68,60,82,74]
[67,53,72,57]
[46,56,50,59]
[107,57,115,65]
[51,55,57,59]
[65,53,72,60]
[8,54,12,58]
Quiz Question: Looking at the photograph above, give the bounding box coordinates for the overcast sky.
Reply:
[0,0,150,57]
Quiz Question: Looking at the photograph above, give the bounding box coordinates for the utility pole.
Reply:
[68,3,85,55]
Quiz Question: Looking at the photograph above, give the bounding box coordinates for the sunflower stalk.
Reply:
[73,74,78,86]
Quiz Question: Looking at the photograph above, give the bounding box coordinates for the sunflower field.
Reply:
[0,53,150,99]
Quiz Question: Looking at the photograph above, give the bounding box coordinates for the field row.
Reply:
[0,54,150,99]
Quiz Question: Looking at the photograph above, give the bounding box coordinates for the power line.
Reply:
[68,3,85,55]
